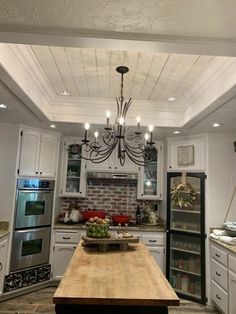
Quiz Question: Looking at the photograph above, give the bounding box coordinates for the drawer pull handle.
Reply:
[149,240,157,243]
[62,237,71,240]
[0,262,2,271]
[215,253,221,258]
[216,271,221,277]
[216,294,221,300]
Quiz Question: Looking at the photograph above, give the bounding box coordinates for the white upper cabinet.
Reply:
[39,132,59,177]
[18,127,59,178]
[167,136,206,171]
[137,142,163,200]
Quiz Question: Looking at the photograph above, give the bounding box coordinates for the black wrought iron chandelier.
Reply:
[79,66,157,166]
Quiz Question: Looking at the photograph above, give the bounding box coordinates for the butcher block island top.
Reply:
[53,242,179,314]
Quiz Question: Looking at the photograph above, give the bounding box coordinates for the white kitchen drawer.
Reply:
[141,234,164,246]
[55,231,80,243]
[211,244,227,267]
[211,258,228,291]
[211,280,228,314]
[229,254,236,273]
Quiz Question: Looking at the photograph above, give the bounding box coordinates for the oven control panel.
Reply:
[17,178,55,190]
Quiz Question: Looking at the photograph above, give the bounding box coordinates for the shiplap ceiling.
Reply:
[31,45,215,104]
[1,1,236,137]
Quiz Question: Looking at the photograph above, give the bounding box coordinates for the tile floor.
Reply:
[0,286,219,314]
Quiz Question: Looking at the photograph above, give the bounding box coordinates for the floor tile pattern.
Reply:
[0,287,219,314]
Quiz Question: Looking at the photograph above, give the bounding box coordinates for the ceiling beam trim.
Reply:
[1,30,236,57]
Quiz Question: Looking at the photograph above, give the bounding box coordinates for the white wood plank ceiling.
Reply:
[30,46,215,103]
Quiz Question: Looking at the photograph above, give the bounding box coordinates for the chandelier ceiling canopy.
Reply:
[79,66,157,166]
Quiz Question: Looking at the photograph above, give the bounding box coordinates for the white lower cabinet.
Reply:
[229,270,236,314]
[52,230,81,280]
[0,237,8,295]
[210,241,236,314]
[53,244,77,280]
[139,232,165,273]
[146,246,165,273]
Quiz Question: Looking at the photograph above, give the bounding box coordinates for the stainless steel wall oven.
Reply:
[11,178,55,272]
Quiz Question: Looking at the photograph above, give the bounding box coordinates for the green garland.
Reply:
[170,181,196,208]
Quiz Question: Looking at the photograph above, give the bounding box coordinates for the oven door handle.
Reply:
[19,191,53,193]
[15,227,50,233]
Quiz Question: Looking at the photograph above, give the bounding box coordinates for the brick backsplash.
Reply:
[61,179,158,219]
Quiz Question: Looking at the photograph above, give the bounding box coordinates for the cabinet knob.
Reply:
[115,167,117,169]
[109,167,111,169]
[40,171,42,175]
[216,294,221,300]
[215,253,220,258]
[62,237,71,240]
[216,271,221,277]
[35,171,38,174]
[141,194,143,196]
[169,166,172,169]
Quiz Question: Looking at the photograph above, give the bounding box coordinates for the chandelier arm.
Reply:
[116,97,120,121]
[123,98,132,119]
[123,147,146,166]
[123,140,146,159]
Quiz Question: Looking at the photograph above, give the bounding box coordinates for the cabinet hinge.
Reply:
[20,130,23,136]
[53,245,55,251]
[159,193,162,198]
[160,146,163,150]
[64,141,66,147]
[204,174,207,179]
[17,169,19,174]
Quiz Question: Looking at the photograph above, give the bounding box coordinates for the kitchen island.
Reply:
[53,242,179,313]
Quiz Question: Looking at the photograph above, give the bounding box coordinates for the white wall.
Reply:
[0,123,20,222]
[205,133,236,304]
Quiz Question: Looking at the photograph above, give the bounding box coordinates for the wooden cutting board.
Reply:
[82,235,139,251]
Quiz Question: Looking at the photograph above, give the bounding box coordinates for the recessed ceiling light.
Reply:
[167,97,176,102]
[0,104,8,109]
[50,124,56,128]
[173,130,181,134]
[60,91,70,96]
[212,122,221,128]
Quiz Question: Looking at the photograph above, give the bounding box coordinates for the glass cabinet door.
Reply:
[169,233,202,300]
[170,175,201,233]
[61,141,86,197]
[66,145,81,193]
[138,143,162,200]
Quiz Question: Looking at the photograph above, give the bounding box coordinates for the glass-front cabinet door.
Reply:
[169,233,202,300]
[169,174,202,233]
[60,138,87,197]
[167,172,206,304]
[137,143,162,200]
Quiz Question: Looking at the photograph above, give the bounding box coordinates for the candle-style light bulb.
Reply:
[148,125,153,132]
[106,110,111,126]
[136,116,141,129]
[119,117,124,125]
[94,131,99,139]
[84,123,90,142]
[148,125,153,142]
[144,133,149,141]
